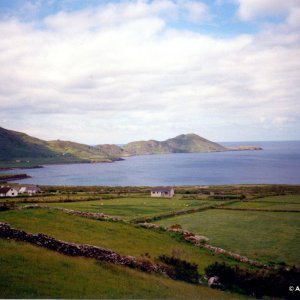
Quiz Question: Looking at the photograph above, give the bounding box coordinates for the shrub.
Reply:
[205,262,300,299]
[159,255,199,284]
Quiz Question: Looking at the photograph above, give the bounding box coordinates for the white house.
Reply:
[0,187,18,197]
[26,186,41,195]
[150,187,174,198]
[18,185,41,195]
[18,187,27,194]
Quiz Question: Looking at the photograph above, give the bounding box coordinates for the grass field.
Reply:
[156,208,300,266]
[229,201,300,210]
[255,195,300,203]
[0,239,246,299]
[227,195,300,210]
[1,190,300,298]
[0,208,246,273]
[31,196,222,220]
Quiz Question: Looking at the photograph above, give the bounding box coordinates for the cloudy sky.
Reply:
[0,0,299,144]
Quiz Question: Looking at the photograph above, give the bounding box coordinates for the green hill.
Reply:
[123,133,227,155]
[2,126,258,168]
[0,127,121,167]
[0,127,54,159]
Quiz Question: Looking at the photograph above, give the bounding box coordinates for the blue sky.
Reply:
[0,0,299,143]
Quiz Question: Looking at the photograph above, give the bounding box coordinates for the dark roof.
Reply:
[0,187,11,194]
[151,187,173,193]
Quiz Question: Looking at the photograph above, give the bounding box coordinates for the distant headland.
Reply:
[0,126,262,169]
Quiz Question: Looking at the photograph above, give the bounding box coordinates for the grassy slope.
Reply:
[156,207,300,266]
[123,134,227,156]
[47,140,117,162]
[1,127,229,167]
[0,127,120,167]
[0,239,244,299]
[0,209,246,273]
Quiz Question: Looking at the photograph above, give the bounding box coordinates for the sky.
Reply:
[0,0,299,144]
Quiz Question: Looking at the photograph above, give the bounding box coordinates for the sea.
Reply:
[2,141,300,186]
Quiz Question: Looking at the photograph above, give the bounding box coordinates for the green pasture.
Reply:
[3,193,104,204]
[40,196,219,220]
[229,201,300,211]
[228,195,300,210]
[156,209,300,266]
[253,194,300,203]
[0,240,247,299]
[0,209,244,273]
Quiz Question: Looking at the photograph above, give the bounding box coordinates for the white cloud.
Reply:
[233,0,299,21]
[0,0,299,143]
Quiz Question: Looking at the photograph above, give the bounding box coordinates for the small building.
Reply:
[151,187,174,198]
[0,187,18,197]
[19,186,41,195]
[26,186,41,195]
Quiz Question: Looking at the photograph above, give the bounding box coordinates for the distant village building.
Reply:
[151,187,174,198]
[0,187,18,197]
[19,185,41,195]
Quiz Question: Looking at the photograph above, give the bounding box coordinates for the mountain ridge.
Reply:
[0,126,262,168]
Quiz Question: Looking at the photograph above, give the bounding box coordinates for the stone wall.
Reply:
[19,205,270,268]
[0,222,172,277]
[139,222,269,269]
[21,205,124,222]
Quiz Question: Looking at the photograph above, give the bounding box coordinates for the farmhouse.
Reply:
[19,185,41,195]
[151,187,174,198]
[0,187,18,197]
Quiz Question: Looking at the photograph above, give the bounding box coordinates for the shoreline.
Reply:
[0,173,31,182]
[0,146,262,171]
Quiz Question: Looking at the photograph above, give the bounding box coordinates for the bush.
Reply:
[159,255,199,284]
[205,262,300,299]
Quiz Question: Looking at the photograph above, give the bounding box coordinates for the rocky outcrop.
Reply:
[138,222,160,229]
[0,222,172,277]
[207,276,223,289]
[227,146,262,151]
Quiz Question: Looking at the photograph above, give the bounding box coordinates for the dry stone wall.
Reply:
[0,222,173,277]
[139,222,268,268]
[17,205,270,268]
[21,205,124,221]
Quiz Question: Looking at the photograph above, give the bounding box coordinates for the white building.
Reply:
[0,187,18,197]
[150,187,174,198]
[18,186,41,195]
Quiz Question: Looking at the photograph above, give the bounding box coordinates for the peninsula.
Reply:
[0,126,262,168]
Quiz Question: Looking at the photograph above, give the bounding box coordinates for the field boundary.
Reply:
[0,222,174,278]
[11,204,292,269]
[19,204,125,221]
[130,201,239,223]
[213,207,300,213]
[139,223,272,269]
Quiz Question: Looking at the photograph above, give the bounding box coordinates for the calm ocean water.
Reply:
[3,141,300,186]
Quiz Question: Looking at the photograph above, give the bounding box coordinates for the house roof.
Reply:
[151,187,174,193]
[0,187,11,194]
